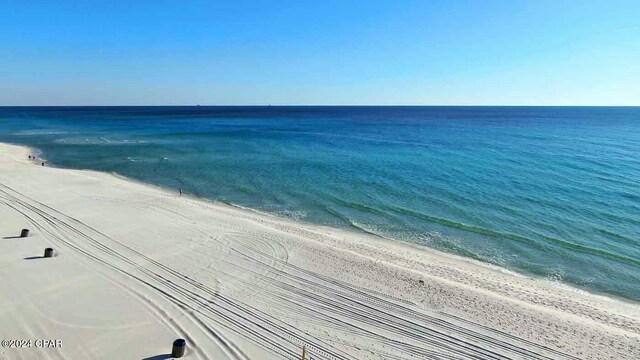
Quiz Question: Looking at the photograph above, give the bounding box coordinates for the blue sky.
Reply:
[1,0,639,105]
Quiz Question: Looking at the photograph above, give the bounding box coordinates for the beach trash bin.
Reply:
[20,229,30,237]
[172,339,186,358]
[44,248,54,258]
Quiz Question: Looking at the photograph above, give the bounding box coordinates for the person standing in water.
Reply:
[179,188,182,196]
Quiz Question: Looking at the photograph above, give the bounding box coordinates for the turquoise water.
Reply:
[1,106,638,300]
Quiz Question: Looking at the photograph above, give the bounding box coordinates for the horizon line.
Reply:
[2,104,640,107]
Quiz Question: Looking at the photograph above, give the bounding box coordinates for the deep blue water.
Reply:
[1,106,639,300]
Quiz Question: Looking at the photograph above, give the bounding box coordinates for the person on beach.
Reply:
[179,188,182,196]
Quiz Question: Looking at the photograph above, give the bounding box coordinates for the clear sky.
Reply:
[1,0,639,105]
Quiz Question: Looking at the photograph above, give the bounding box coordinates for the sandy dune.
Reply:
[0,142,638,359]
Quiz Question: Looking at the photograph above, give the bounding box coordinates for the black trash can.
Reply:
[172,338,186,358]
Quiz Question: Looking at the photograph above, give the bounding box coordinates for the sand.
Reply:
[0,142,638,360]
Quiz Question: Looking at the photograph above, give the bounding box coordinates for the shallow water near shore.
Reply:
[1,106,638,300]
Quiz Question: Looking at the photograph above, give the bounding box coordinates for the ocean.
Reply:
[0,106,638,301]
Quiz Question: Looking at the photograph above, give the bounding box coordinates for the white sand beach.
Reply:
[0,142,638,359]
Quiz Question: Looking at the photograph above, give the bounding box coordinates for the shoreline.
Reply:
[1,141,638,359]
[14,141,638,306]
